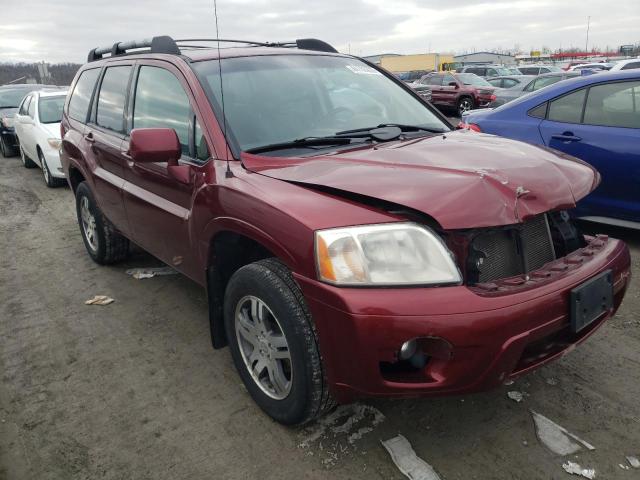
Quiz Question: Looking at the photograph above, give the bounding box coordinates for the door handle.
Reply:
[551,132,582,142]
[84,132,95,143]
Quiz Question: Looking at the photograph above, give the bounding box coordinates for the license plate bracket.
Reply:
[570,269,613,333]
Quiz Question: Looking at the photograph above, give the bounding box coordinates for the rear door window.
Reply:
[583,81,640,128]
[426,75,443,86]
[548,89,586,124]
[132,66,192,157]
[96,66,132,133]
[68,68,101,122]
[503,79,518,88]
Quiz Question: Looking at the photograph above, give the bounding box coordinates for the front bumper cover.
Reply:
[295,236,630,402]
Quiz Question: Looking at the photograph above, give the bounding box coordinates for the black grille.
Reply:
[468,215,556,284]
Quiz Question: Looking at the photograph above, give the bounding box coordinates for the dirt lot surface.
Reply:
[1,152,639,480]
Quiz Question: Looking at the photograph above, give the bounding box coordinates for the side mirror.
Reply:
[128,128,191,184]
[448,82,458,88]
[128,128,181,164]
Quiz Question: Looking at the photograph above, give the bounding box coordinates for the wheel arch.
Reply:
[203,219,300,349]
[67,164,86,193]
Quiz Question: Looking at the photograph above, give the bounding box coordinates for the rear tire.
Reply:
[20,146,37,168]
[224,258,335,425]
[39,149,65,188]
[457,96,475,116]
[75,181,129,264]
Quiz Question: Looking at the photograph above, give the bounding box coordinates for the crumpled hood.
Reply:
[242,130,599,229]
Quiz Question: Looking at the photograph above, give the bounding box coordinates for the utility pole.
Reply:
[585,16,590,53]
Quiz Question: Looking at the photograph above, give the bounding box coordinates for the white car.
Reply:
[14,90,68,187]
[609,58,640,71]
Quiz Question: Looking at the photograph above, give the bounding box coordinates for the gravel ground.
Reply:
[1,151,639,480]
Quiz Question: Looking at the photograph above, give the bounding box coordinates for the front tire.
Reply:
[224,258,335,425]
[39,150,65,187]
[20,146,37,168]
[1,137,17,157]
[75,181,129,264]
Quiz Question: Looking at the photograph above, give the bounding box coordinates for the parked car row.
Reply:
[462,70,640,225]
[0,84,67,187]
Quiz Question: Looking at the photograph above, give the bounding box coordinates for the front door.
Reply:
[539,80,640,222]
[122,62,211,278]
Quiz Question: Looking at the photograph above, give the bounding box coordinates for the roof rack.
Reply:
[87,35,338,62]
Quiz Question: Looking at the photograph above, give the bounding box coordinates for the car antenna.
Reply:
[213,0,233,178]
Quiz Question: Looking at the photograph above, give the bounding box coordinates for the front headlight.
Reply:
[47,138,61,149]
[315,223,461,286]
[1,117,15,128]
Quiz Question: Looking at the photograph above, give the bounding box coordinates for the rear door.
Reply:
[84,62,134,236]
[538,80,640,221]
[439,73,460,105]
[14,95,32,153]
[122,61,212,277]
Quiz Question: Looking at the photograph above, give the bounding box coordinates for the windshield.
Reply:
[193,55,449,154]
[0,89,29,108]
[38,95,65,124]
[456,73,492,87]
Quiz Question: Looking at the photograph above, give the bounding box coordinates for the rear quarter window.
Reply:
[68,68,101,122]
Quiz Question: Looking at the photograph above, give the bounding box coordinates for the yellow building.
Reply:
[380,53,455,73]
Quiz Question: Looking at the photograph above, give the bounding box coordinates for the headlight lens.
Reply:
[315,223,461,286]
[47,138,61,149]
[1,117,14,128]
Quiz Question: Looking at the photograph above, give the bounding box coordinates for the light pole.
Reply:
[585,16,590,53]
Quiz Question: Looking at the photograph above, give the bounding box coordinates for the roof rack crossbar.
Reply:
[87,35,337,62]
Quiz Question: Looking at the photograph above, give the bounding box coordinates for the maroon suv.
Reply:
[60,36,630,425]
[420,72,497,115]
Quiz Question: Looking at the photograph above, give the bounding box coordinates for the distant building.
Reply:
[453,52,516,66]
[379,53,455,73]
[360,53,401,65]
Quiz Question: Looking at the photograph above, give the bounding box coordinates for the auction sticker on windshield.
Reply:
[346,64,382,75]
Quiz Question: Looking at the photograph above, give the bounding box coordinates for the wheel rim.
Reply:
[80,195,98,251]
[40,154,50,183]
[459,99,472,114]
[235,295,292,400]
[20,147,25,165]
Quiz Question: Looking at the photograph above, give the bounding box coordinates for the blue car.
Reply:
[463,70,640,227]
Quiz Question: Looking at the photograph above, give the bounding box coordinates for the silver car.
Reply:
[489,71,581,107]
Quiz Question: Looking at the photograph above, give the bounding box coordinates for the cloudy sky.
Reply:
[1,0,638,63]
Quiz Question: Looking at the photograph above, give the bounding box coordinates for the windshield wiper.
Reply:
[335,123,448,136]
[245,136,367,154]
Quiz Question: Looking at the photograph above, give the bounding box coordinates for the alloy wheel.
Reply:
[458,98,473,115]
[80,195,98,251]
[41,154,50,184]
[234,295,292,400]
[20,147,26,166]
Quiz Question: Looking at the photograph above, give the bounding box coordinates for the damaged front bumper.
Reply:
[295,235,631,403]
